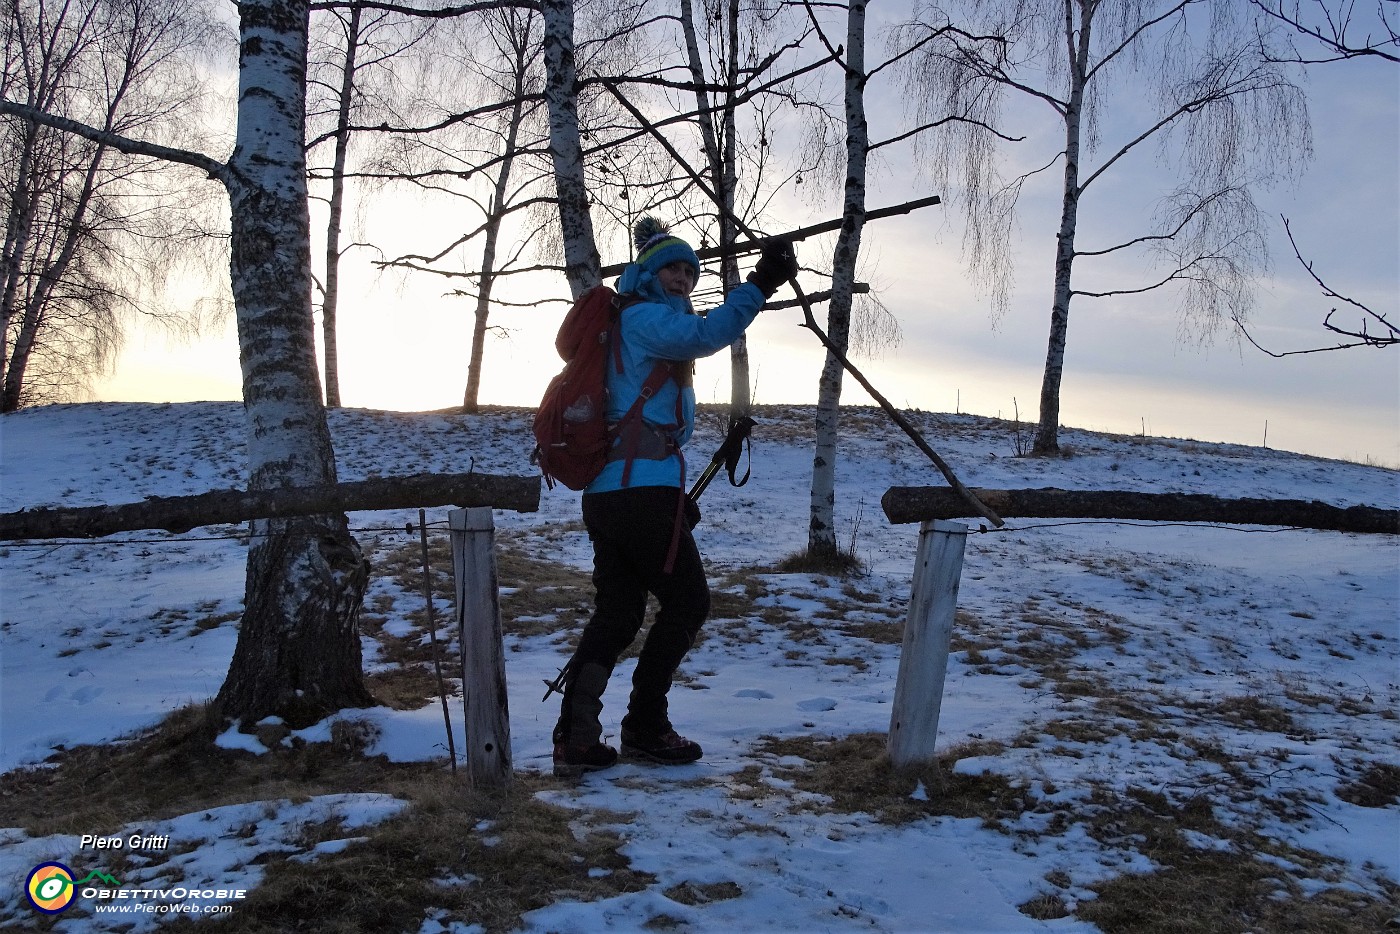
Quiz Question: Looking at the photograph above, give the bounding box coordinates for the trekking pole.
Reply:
[541,657,573,702]
[689,415,756,503]
[601,84,1004,528]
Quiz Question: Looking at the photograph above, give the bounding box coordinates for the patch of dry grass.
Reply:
[1206,694,1303,735]
[750,733,1398,933]
[0,705,433,839]
[160,775,654,934]
[1,705,654,934]
[365,665,446,711]
[662,879,744,906]
[494,531,595,640]
[775,548,863,577]
[371,529,591,640]
[1076,789,1397,934]
[1335,760,1400,808]
[755,732,1022,826]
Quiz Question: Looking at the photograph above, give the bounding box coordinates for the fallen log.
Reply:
[881,486,1399,535]
[0,471,541,541]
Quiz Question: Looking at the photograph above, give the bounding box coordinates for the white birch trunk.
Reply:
[809,0,868,558]
[215,0,371,726]
[680,0,747,417]
[720,0,748,418]
[541,0,600,297]
[320,4,362,409]
[465,29,529,413]
[1033,3,1092,456]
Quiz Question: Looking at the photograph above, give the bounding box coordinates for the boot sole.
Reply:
[553,760,615,778]
[620,743,703,765]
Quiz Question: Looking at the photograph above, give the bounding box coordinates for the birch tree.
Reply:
[377,5,555,412]
[1240,1,1395,352]
[1237,218,1397,355]
[5,0,379,726]
[805,0,869,561]
[212,0,373,724]
[599,1,899,559]
[381,1,653,409]
[308,2,364,408]
[305,2,432,407]
[456,7,545,412]
[582,0,835,423]
[541,0,601,296]
[1,0,220,411]
[898,0,1310,454]
[679,0,750,417]
[799,1,985,559]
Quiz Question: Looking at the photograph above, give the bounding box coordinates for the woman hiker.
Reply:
[552,217,798,777]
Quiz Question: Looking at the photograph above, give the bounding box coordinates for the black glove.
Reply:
[746,238,798,298]
[684,497,701,530]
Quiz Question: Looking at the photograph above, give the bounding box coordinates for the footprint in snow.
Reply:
[71,686,104,705]
[797,697,838,712]
[734,689,774,699]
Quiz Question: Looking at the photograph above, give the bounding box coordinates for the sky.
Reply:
[1,402,1396,930]
[89,6,1399,466]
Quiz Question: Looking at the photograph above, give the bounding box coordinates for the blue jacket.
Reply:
[585,270,766,493]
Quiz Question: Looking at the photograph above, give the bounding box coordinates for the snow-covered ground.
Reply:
[1,402,1396,932]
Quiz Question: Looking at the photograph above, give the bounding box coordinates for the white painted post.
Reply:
[887,519,968,768]
[449,507,512,786]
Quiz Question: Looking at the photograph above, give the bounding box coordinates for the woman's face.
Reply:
[657,261,697,298]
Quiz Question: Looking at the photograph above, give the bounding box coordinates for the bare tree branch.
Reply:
[0,100,231,184]
[309,1,536,17]
[868,115,1023,153]
[1249,0,1400,63]
[1237,215,1397,355]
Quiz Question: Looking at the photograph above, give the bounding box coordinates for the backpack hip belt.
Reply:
[607,420,678,463]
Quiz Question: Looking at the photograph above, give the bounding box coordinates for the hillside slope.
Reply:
[1,403,1396,932]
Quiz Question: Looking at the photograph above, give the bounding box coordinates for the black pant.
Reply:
[564,485,709,738]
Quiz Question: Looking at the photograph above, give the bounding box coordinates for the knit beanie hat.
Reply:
[632,216,700,278]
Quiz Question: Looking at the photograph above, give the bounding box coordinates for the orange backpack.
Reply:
[531,286,671,491]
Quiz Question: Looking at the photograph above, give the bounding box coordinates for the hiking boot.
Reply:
[552,741,618,778]
[551,660,614,779]
[620,727,703,765]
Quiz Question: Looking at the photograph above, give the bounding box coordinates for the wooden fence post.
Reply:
[449,507,512,786]
[887,519,968,768]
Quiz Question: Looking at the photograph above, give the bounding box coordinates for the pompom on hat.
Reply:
[632,216,701,278]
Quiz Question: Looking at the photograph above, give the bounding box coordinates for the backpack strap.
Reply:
[606,293,683,487]
[610,291,646,376]
[662,454,688,575]
[612,361,675,488]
